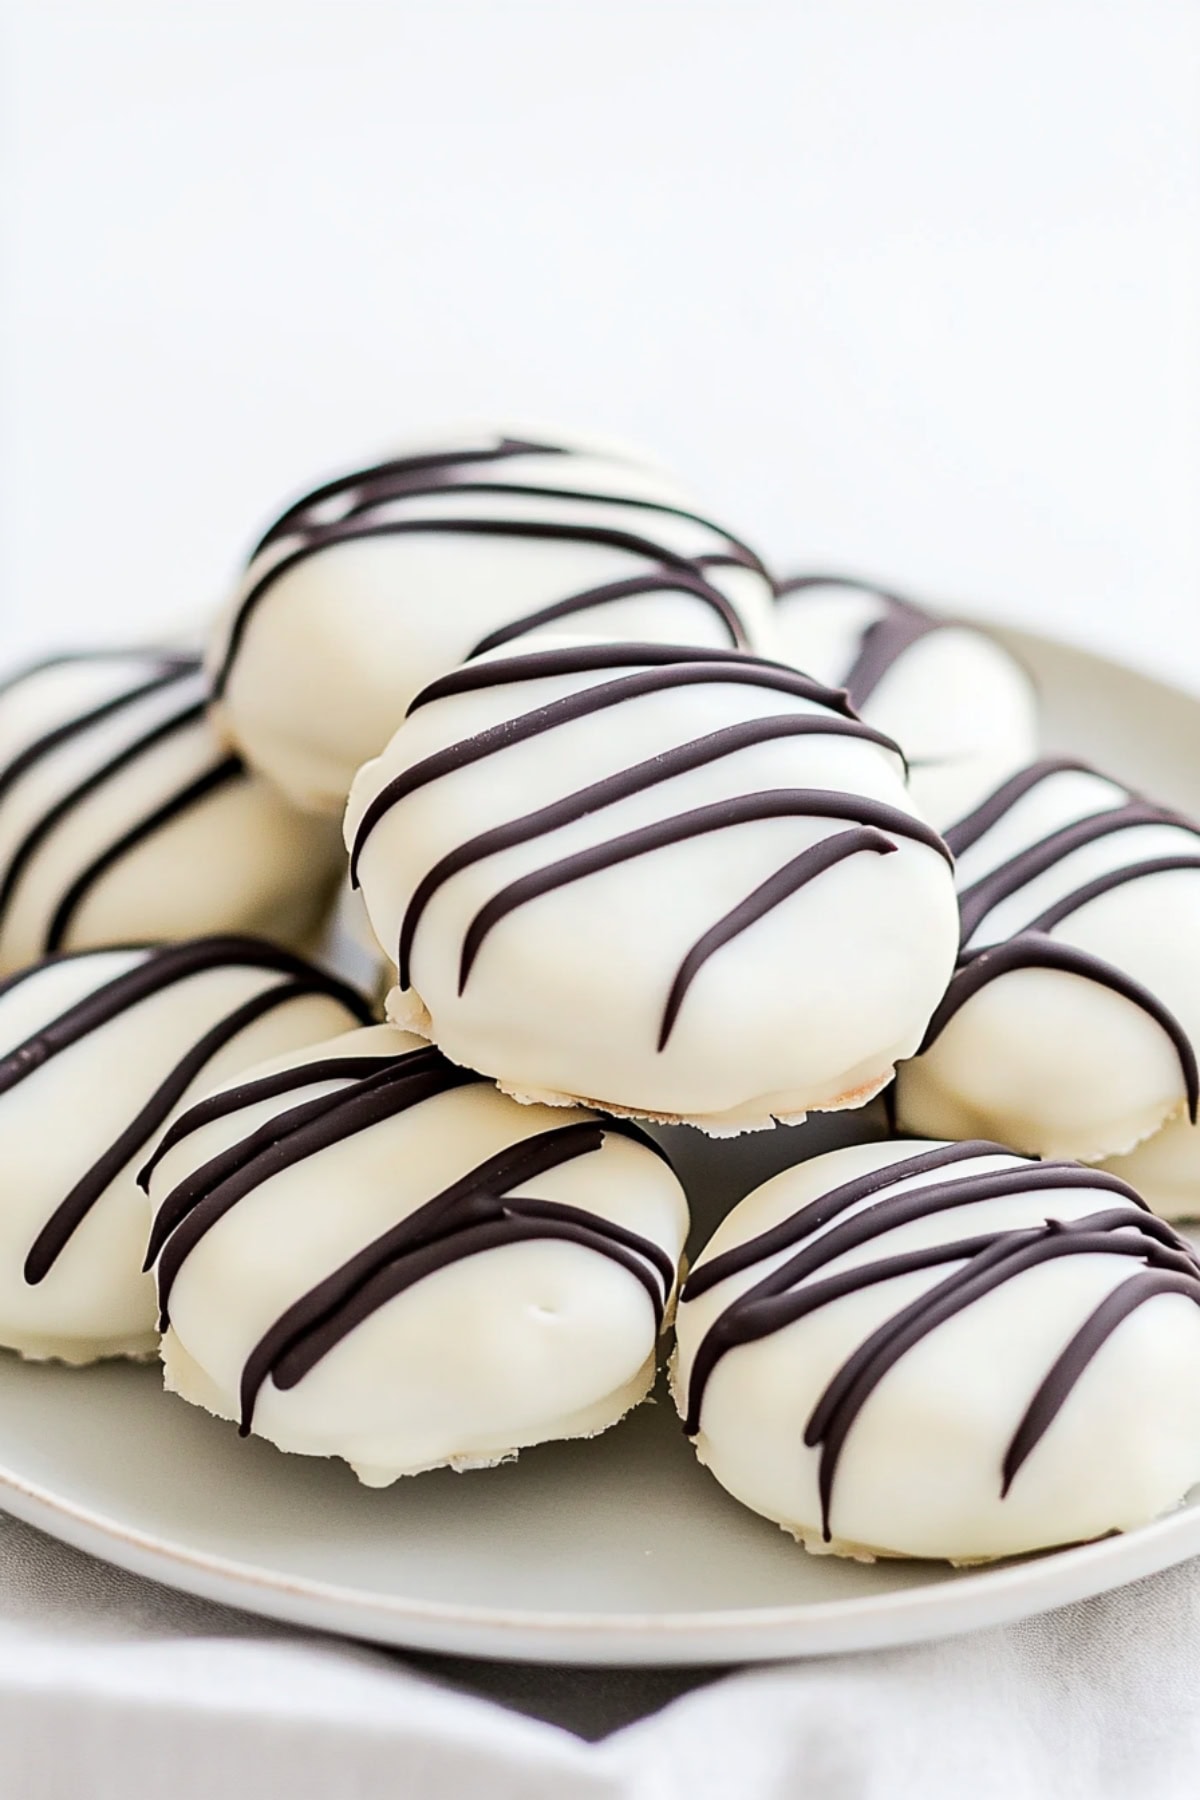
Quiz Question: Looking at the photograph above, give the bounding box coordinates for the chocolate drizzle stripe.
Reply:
[1000,1271,1200,1495]
[395,715,903,990]
[693,551,753,570]
[682,1141,1016,1301]
[803,1218,1199,1539]
[251,438,569,554]
[0,655,101,704]
[268,476,765,572]
[468,570,747,657]
[151,1052,485,1320]
[43,756,245,954]
[944,758,1101,858]
[22,976,357,1286]
[0,662,198,808]
[0,700,211,936]
[348,658,868,887]
[775,574,911,604]
[957,801,1198,945]
[235,1119,674,1431]
[917,935,1200,1122]
[407,641,845,715]
[0,936,336,1102]
[0,649,195,706]
[258,1210,669,1428]
[145,1047,453,1268]
[843,605,942,710]
[214,517,764,700]
[680,1163,1149,1436]
[773,575,942,709]
[658,828,896,1051]
[458,790,952,994]
[508,1193,676,1296]
[138,1055,394,1193]
[1023,856,1200,935]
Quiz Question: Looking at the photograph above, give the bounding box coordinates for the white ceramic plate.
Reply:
[2,623,1199,1667]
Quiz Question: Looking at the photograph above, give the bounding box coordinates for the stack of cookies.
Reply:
[2,424,1198,1565]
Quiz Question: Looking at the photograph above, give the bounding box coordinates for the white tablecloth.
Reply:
[2,1505,1197,1799]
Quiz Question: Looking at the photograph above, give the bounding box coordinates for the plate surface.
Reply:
[2,623,1200,1666]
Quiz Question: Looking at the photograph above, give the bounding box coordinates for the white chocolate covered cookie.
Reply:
[673,1139,1200,1562]
[0,937,371,1364]
[143,1024,688,1483]
[0,650,343,973]
[208,428,777,813]
[345,637,960,1133]
[894,758,1200,1161]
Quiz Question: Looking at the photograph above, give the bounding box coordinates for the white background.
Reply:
[1,1,1197,680]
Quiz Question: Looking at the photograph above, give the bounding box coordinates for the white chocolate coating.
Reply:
[773,577,1038,830]
[1100,1111,1200,1222]
[345,636,960,1133]
[673,1139,1200,1562]
[145,1024,689,1483]
[0,939,369,1363]
[208,428,776,813]
[894,760,1200,1161]
[0,651,343,974]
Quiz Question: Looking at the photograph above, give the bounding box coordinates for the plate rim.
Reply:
[3,1435,1200,1664]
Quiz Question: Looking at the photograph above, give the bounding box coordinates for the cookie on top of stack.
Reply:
[207,427,776,814]
[3,420,1198,1567]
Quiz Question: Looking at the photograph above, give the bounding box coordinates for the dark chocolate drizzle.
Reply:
[658,829,897,1050]
[404,640,847,715]
[998,1268,1200,1495]
[0,937,372,1282]
[23,977,350,1286]
[684,1140,1006,1301]
[679,1142,1200,1540]
[0,648,194,706]
[956,800,1197,946]
[1023,856,1200,936]
[138,1054,399,1193]
[148,1048,481,1309]
[233,1119,674,1433]
[217,438,772,696]
[774,575,942,709]
[457,790,948,1006]
[46,756,245,953]
[252,437,570,554]
[0,660,193,809]
[0,672,203,930]
[921,758,1200,1118]
[944,758,1097,858]
[143,1039,675,1429]
[916,938,1200,1121]
[349,636,946,1054]
[468,570,746,657]
[277,475,763,573]
[349,644,872,888]
[0,936,345,1100]
[395,715,904,990]
[0,651,254,956]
